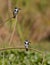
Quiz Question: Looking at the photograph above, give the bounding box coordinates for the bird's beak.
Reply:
[19,8,21,10]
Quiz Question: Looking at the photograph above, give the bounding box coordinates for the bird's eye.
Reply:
[14,10,16,11]
[25,43,26,44]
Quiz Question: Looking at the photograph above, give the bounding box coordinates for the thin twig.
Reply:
[0,47,42,53]
[4,17,13,23]
[2,51,4,65]
[42,52,46,65]
[16,20,24,43]
[9,16,17,46]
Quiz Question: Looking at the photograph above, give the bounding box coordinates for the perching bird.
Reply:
[13,7,21,18]
[24,40,30,51]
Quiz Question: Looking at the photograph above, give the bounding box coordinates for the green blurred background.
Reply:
[0,0,50,51]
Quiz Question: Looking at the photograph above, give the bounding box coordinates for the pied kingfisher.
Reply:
[13,7,21,18]
[24,40,31,51]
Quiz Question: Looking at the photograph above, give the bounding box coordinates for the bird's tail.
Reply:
[13,15,16,18]
[26,48,28,51]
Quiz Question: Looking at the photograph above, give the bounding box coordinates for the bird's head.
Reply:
[15,7,17,9]
[14,7,21,10]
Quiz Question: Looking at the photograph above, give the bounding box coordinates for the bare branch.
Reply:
[0,47,42,53]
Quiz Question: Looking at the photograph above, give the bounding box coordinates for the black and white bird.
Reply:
[24,40,30,51]
[13,7,21,18]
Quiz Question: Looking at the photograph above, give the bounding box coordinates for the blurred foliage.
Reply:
[0,50,50,65]
[37,0,48,12]
[0,16,4,27]
[0,0,50,49]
